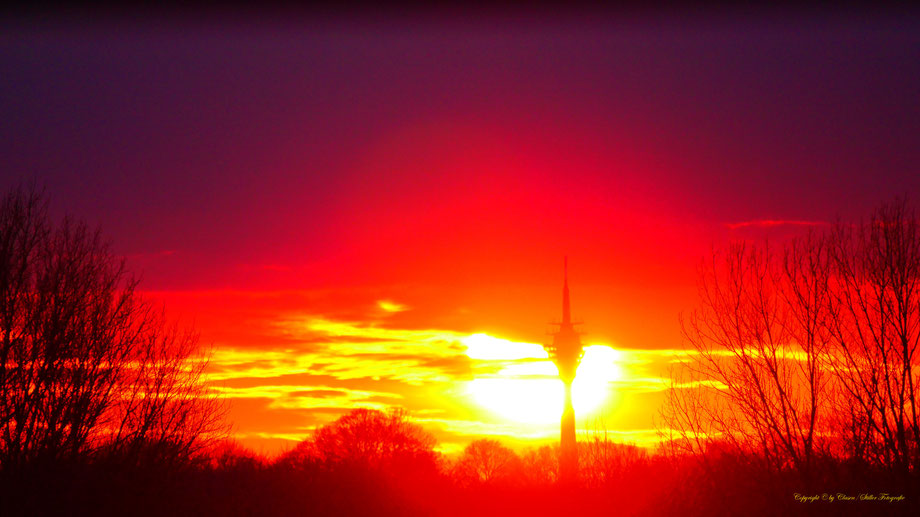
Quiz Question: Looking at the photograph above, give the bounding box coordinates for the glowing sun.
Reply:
[462,333,622,425]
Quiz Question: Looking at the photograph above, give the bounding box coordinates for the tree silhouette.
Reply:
[662,237,827,478]
[580,433,648,488]
[282,407,438,474]
[519,445,558,485]
[0,185,224,470]
[452,439,522,486]
[663,198,920,480]
[822,200,920,473]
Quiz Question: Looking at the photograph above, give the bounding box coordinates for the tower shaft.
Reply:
[560,380,577,482]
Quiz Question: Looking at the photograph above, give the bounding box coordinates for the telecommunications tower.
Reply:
[543,258,584,483]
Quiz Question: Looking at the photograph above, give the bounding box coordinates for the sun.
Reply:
[462,333,622,425]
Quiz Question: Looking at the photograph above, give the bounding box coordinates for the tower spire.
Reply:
[562,256,571,325]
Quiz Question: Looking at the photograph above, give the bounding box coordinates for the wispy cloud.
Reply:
[377,299,409,313]
[158,289,696,455]
[724,219,828,230]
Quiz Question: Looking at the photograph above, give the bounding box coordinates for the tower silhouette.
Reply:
[543,257,584,483]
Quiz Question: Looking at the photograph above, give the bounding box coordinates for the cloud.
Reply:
[167,288,699,456]
[377,299,409,313]
[724,219,828,230]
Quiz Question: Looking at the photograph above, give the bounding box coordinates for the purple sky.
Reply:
[3,12,918,290]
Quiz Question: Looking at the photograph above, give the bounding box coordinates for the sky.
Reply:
[2,9,919,454]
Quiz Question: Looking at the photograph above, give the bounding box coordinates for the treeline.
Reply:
[6,406,915,517]
[197,408,917,517]
[1,405,665,516]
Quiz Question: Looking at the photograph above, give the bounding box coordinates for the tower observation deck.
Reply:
[543,258,584,483]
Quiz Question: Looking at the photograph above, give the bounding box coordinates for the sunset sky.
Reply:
[2,9,919,455]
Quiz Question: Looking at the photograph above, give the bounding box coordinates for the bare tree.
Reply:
[663,239,828,476]
[0,185,224,469]
[105,315,225,466]
[822,199,920,472]
[580,430,648,488]
[452,439,521,486]
[519,445,557,485]
[663,198,920,478]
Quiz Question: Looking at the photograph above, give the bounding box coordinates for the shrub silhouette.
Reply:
[281,408,438,473]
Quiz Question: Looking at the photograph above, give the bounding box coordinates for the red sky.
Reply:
[2,9,919,454]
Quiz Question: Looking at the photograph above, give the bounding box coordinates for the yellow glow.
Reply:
[496,361,559,377]
[377,300,408,313]
[463,333,548,360]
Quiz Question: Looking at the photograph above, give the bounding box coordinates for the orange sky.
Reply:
[142,218,802,456]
